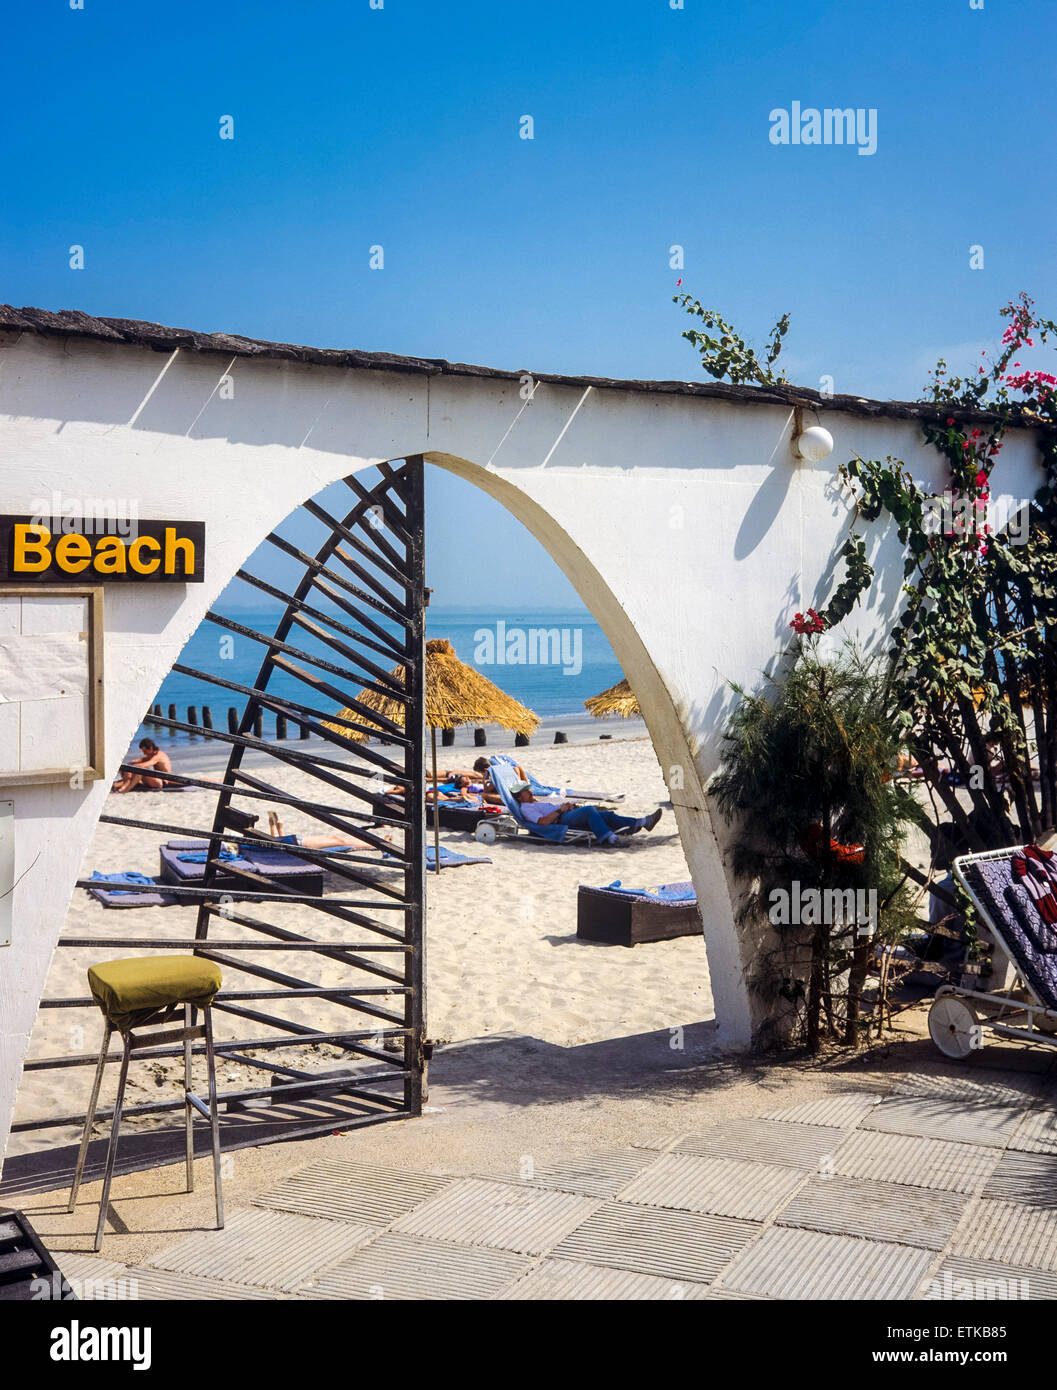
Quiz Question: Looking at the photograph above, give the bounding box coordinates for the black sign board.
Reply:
[0,516,205,583]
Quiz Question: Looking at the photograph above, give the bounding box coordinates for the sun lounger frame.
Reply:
[932,847,1057,1055]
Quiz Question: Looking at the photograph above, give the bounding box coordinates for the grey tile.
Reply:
[921,1255,1056,1301]
[254,1157,451,1225]
[832,1130,999,1195]
[1007,1108,1057,1156]
[672,1119,847,1172]
[984,1149,1057,1206]
[777,1175,967,1250]
[147,1207,376,1292]
[391,1179,598,1255]
[951,1199,1057,1273]
[617,1152,805,1221]
[861,1096,1025,1148]
[760,1091,888,1129]
[518,1148,657,1198]
[551,1201,759,1284]
[503,1257,710,1301]
[300,1232,530,1300]
[721,1226,934,1300]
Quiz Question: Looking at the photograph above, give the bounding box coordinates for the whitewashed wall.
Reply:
[0,332,1044,1168]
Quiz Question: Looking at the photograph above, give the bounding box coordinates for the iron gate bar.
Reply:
[207,1004,405,1065]
[402,461,428,1115]
[22,1036,409,1076]
[196,912,408,983]
[264,656,408,744]
[94,813,411,900]
[198,615,412,733]
[103,764,409,834]
[264,526,410,626]
[43,987,406,1007]
[306,573,410,657]
[301,498,410,590]
[232,570,409,689]
[170,659,406,740]
[287,614,409,699]
[230,765,409,833]
[196,952,404,1025]
[12,1073,409,1132]
[253,542,410,653]
[342,472,413,545]
[120,710,409,785]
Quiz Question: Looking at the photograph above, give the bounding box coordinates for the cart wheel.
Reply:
[475,821,498,844]
[928,995,981,1059]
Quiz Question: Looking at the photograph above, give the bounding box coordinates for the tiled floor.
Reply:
[56,1070,1057,1300]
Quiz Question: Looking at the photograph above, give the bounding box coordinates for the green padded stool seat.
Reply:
[87,956,222,1031]
[70,954,225,1250]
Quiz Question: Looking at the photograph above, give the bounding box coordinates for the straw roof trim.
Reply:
[328,638,540,741]
[584,677,640,719]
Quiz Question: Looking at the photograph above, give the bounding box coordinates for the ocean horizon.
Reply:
[136,604,624,749]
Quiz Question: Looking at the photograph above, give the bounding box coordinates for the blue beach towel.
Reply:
[378,846,492,871]
[88,870,156,895]
[603,880,696,902]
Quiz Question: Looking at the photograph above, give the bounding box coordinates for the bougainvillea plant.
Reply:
[826,295,1057,855]
[679,289,1057,854]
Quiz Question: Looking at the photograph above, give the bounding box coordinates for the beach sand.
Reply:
[9,732,711,1155]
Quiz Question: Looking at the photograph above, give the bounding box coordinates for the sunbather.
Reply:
[266,811,393,851]
[510,781,661,846]
[426,774,483,805]
[112,739,174,793]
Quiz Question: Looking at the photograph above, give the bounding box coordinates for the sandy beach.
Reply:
[9,730,711,1155]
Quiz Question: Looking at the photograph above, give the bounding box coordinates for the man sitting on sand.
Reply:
[510,781,661,846]
[112,738,174,793]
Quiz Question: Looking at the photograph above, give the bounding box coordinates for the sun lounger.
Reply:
[576,879,701,946]
[158,838,324,897]
[489,754,625,803]
[479,761,626,846]
[927,846,1057,1057]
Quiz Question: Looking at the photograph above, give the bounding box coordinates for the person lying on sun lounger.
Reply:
[112,739,174,793]
[510,781,662,846]
[266,811,394,850]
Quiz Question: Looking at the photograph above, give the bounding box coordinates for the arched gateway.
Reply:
[0,306,1047,1174]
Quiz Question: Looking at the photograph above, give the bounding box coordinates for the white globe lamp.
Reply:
[793,424,834,462]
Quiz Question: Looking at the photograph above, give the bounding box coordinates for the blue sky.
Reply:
[4,0,1055,605]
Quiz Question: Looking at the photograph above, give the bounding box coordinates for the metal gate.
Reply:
[12,457,427,1173]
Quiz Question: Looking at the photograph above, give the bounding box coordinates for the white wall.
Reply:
[0,332,1044,1168]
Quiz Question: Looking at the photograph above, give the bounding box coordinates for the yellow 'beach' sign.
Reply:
[0,518,205,583]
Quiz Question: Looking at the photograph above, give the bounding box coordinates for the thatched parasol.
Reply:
[584,676,640,720]
[329,638,539,869]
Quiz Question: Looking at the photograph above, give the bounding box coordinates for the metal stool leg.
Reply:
[184,1003,195,1193]
[68,1023,112,1213]
[203,1006,224,1229]
[93,1033,131,1252]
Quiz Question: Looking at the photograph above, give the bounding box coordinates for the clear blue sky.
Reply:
[4,0,1054,605]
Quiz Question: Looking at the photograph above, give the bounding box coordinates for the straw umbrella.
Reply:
[584,676,640,720]
[329,639,539,870]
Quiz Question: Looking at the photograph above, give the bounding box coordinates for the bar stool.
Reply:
[67,955,225,1251]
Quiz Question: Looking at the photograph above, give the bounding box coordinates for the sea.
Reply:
[134,605,624,750]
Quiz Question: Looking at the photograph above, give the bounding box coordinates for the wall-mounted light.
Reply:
[791,406,834,462]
